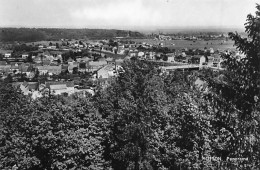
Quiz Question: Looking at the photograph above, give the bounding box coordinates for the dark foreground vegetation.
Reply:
[0,4,259,170]
[0,28,145,42]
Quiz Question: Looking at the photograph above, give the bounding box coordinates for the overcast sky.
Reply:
[0,0,257,30]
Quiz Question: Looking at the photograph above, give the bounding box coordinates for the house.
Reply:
[74,88,95,97]
[10,63,20,73]
[138,52,145,58]
[102,45,110,51]
[36,65,62,75]
[112,47,118,54]
[148,52,156,60]
[19,82,42,99]
[129,51,138,57]
[21,82,39,91]
[88,61,107,72]
[4,53,12,58]
[50,51,63,63]
[78,56,91,63]
[0,65,11,73]
[67,58,75,65]
[38,45,44,49]
[68,62,78,73]
[96,65,114,79]
[49,84,67,94]
[115,59,124,66]
[45,81,75,95]
[117,45,125,55]
[106,57,115,65]
[209,48,214,54]
[95,77,115,88]
[199,56,208,69]
[47,46,56,49]
[22,53,29,59]
[166,53,175,62]
[43,51,55,61]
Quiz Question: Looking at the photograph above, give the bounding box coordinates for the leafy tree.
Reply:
[0,82,34,169]
[72,67,78,74]
[4,74,13,83]
[162,54,168,61]
[27,54,33,62]
[56,42,59,49]
[201,4,260,168]
[0,81,110,169]
[62,50,76,62]
[95,60,171,169]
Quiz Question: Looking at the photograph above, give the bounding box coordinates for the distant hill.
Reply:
[0,28,145,42]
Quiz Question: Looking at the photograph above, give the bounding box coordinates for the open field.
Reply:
[132,39,236,51]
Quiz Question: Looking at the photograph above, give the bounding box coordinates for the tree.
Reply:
[5,74,13,83]
[0,82,34,169]
[95,60,171,169]
[72,67,78,74]
[202,4,260,168]
[27,54,33,63]
[0,83,110,169]
[57,59,61,64]
[56,42,60,49]
[162,54,168,61]
[62,50,75,62]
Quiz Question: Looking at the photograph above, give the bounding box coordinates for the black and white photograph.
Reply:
[0,0,259,169]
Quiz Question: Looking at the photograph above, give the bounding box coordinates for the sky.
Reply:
[0,0,258,30]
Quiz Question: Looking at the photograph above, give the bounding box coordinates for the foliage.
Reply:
[95,60,170,169]
[0,82,110,170]
[201,4,260,168]
[13,44,38,52]
[0,28,145,42]
[94,60,216,169]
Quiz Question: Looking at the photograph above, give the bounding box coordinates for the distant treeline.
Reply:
[0,28,145,42]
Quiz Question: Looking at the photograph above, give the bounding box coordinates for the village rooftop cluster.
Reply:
[0,33,245,99]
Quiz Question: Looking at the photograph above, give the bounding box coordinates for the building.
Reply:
[68,62,78,73]
[45,81,75,95]
[96,65,115,79]
[36,65,62,75]
[199,56,208,69]
[106,57,115,65]
[21,53,29,59]
[0,65,11,73]
[88,61,107,72]
[4,53,12,58]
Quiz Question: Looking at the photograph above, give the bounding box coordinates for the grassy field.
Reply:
[132,39,236,51]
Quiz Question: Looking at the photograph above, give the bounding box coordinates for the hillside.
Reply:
[0,28,145,42]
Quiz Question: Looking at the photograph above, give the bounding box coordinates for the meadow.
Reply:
[132,39,236,51]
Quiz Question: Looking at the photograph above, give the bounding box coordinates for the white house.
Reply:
[138,52,145,57]
[22,54,29,59]
[47,81,75,95]
[199,56,208,69]
[4,53,11,58]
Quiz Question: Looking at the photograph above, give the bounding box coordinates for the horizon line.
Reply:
[0,25,245,30]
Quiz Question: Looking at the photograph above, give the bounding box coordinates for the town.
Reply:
[0,32,244,99]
